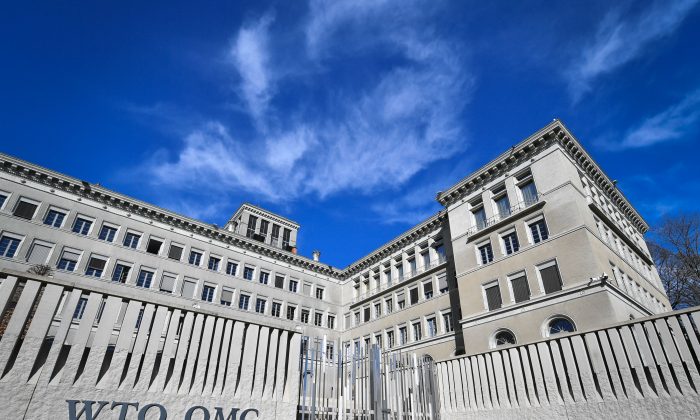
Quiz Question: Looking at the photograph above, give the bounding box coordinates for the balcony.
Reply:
[466,195,544,241]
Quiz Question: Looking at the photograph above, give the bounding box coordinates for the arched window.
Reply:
[547,317,575,336]
[491,329,516,348]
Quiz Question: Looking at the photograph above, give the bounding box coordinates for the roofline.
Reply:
[229,202,300,229]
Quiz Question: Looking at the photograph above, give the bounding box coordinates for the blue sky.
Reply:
[1,0,699,267]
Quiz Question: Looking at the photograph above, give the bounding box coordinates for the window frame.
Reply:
[43,206,68,228]
[12,197,40,220]
[525,214,549,244]
[535,259,563,295]
[97,223,119,243]
[71,215,95,236]
[85,254,109,278]
[476,239,494,265]
[111,261,133,284]
[56,247,81,271]
[482,279,502,311]
[123,230,142,249]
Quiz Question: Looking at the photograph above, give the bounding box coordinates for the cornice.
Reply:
[0,153,341,278]
[229,202,299,230]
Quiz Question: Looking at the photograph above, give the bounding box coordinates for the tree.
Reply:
[647,213,700,309]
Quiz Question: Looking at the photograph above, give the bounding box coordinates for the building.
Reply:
[0,120,673,418]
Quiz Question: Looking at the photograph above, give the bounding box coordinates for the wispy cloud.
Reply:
[145,0,472,217]
[599,89,700,150]
[566,0,698,101]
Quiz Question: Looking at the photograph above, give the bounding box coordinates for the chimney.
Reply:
[312,250,321,262]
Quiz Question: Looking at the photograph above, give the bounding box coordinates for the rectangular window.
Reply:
[26,241,52,264]
[57,249,80,271]
[484,283,502,310]
[327,315,335,329]
[519,179,538,205]
[478,242,494,264]
[529,219,549,243]
[396,264,404,282]
[363,306,370,322]
[168,244,183,261]
[282,228,292,249]
[303,282,312,296]
[181,279,197,298]
[435,244,446,262]
[473,206,487,230]
[443,312,453,333]
[123,232,141,249]
[98,225,117,242]
[259,220,269,237]
[146,238,163,255]
[112,263,131,283]
[315,287,324,300]
[374,302,381,318]
[374,334,382,349]
[423,281,433,299]
[427,317,437,337]
[271,224,280,246]
[246,215,257,238]
[274,275,284,288]
[226,261,238,276]
[255,298,266,314]
[494,193,511,219]
[408,258,417,276]
[387,330,395,348]
[160,273,176,293]
[0,193,7,209]
[502,231,520,255]
[539,262,563,294]
[85,256,107,277]
[421,251,430,269]
[73,297,88,320]
[397,293,405,309]
[409,287,419,305]
[13,199,38,220]
[385,298,393,313]
[399,327,408,345]
[286,305,296,320]
[44,209,66,227]
[438,274,448,294]
[301,309,310,323]
[72,217,92,235]
[314,312,323,326]
[510,274,530,303]
[413,321,422,341]
[189,250,202,266]
[220,288,234,306]
[259,271,269,284]
[136,269,154,288]
[238,294,250,310]
[289,279,298,292]
[271,301,281,317]
[208,256,221,271]
[201,284,215,302]
[243,266,254,280]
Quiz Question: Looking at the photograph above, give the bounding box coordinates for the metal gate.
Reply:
[298,337,440,419]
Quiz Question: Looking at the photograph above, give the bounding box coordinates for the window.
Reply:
[423,281,433,299]
[385,298,393,313]
[510,273,530,303]
[363,306,370,322]
[413,321,422,341]
[494,330,516,346]
[396,264,404,282]
[397,293,405,309]
[146,238,163,255]
[112,263,131,283]
[387,330,395,348]
[282,228,291,249]
[286,305,296,320]
[427,317,437,337]
[435,243,446,262]
[259,271,269,284]
[303,282,312,296]
[519,179,538,205]
[443,312,453,333]
[73,297,88,320]
[168,244,184,261]
[354,311,360,325]
[123,232,141,249]
[26,241,52,264]
[409,287,419,305]
[494,192,511,219]
[408,258,417,276]
[274,275,284,288]
[208,256,221,271]
[547,317,576,336]
[271,224,281,246]
[238,294,250,310]
[438,274,448,294]
[502,231,520,255]
[529,218,549,243]
[201,284,215,302]
[243,266,254,280]
[85,256,107,277]
[314,312,323,326]
[478,242,494,264]
[539,261,563,294]
[136,269,154,288]
[246,215,257,238]
[484,282,502,311]
[421,251,430,269]
[289,279,298,293]
[327,315,335,329]
[72,217,92,235]
[315,287,324,300]
[181,279,197,298]
[57,249,79,271]
[98,225,117,242]
[259,220,269,237]
[188,250,202,266]
[44,209,66,227]
[384,270,392,286]
[13,199,38,220]
[271,302,281,317]
[0,192,7,209]
[473,206,487,230]
[226,261,238,276]
[220,288,234,306]
[399,327,408,345]
[160,273,176,293]
[301,309,310,323]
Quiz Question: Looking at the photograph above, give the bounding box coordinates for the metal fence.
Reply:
[298,338,440,420]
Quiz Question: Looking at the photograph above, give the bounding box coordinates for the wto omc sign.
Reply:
[66,400,259,420]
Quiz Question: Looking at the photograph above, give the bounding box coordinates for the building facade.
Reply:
[0,120,672,418]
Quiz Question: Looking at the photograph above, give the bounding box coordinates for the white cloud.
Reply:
[608,89,700,150]
[566,0,698,100]
[147,0,471,218]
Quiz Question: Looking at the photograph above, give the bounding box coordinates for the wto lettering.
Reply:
[66,400,259,420]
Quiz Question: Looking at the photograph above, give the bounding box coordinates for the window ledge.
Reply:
[466,200,546,243]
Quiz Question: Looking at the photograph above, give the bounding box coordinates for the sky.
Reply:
[1,0,699,267]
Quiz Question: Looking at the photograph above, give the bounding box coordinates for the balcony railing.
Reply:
[466,195,541,237]
[350,254,447,304]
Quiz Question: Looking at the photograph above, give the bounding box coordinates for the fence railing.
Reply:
[465,196,540,237]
